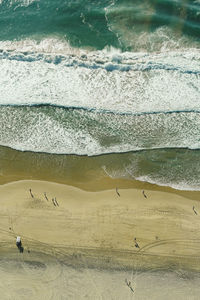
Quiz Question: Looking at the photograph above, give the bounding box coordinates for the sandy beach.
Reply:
[1,179,200,268]
[1,148,200,298]
[0,178,200,298]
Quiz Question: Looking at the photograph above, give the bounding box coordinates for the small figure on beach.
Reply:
[52,198,56,207]
[134,237,140,249]
[142,190,147,198]
[16,236,24,253]
[125,278,134,292]
[44,192,49,201]
[193,206,198,215]
[29,189,34,198]
[116,187,120,197]
[54,197,59,206]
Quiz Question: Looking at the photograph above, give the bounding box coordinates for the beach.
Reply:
[0,178,200,299]
[0,0,199,297]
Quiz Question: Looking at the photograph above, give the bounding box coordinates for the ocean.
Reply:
[0,0,200,190]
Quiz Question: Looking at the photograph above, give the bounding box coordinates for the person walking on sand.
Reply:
[193,206,198,215]
[44,192,49,201]
[54,197,59,206]
[29,189,34,198]
[52,198,56,206]
[134,237,140,249]
[116,187,120,197]
[125,278,134,292]
[142,190,147,198]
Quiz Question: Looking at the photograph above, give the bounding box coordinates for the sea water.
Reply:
[0,0,200,190]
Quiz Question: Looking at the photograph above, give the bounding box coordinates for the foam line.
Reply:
[0,50,199,75]
[0,46,199,114]
[1,103,200,117]
[1,106,200,155]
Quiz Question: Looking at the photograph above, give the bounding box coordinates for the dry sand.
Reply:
[1,180,200,299]
[1,180,200,267]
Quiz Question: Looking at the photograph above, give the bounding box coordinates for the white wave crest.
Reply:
[0,0,39,7]
[0,38,86,55]
[0,38,199,115]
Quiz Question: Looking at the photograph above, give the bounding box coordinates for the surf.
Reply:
[0,39,199,115]
[0,106,200,155]
[0,0,199,191]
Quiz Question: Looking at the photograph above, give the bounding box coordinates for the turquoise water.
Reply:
[0,0,200,189]
[0,0,199,50]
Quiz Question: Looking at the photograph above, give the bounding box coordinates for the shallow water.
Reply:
[0,0,199,189]
[2,146,200,191]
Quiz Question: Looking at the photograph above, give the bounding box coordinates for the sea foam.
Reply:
[0,38,199,156]
[0,39,199,115]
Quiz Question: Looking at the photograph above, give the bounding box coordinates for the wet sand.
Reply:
[1,145,200,201]
[1,252,200,300]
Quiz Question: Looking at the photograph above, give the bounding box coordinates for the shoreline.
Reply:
[1,179,200,273]
[1,145,200,202]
